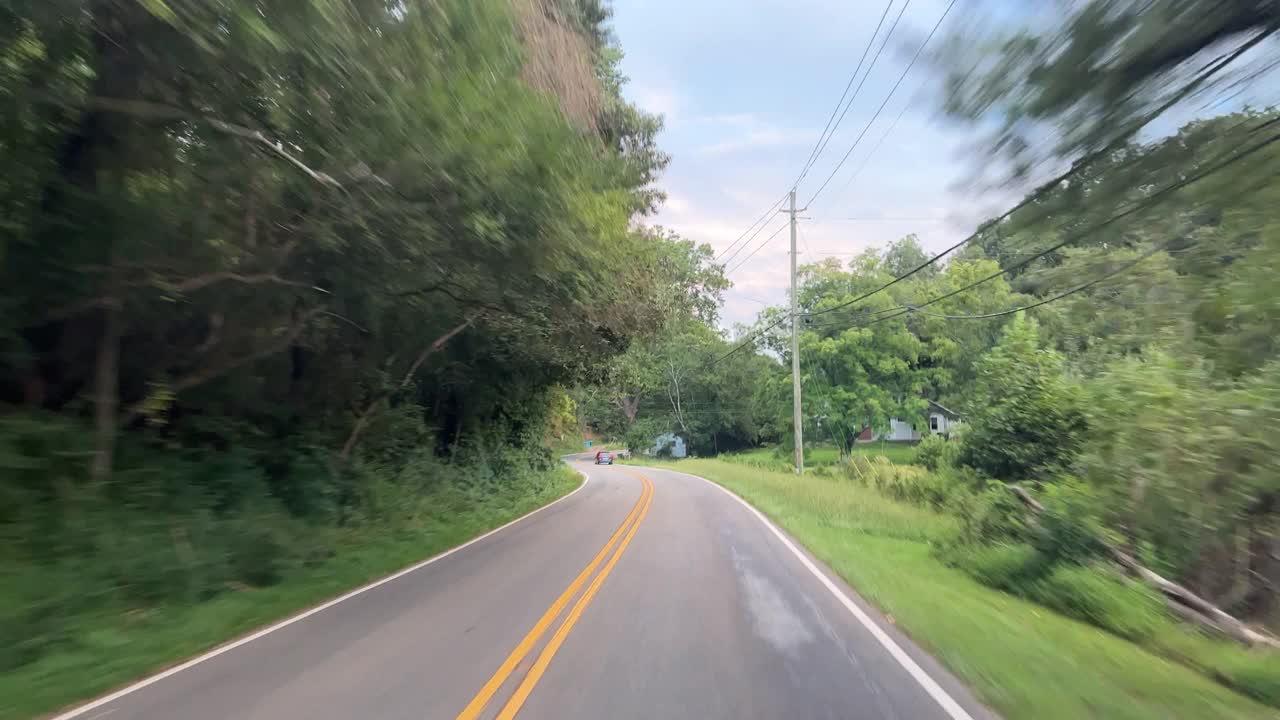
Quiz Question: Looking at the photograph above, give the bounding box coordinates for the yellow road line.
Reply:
[495,472,655,719]
[455,474,652,720]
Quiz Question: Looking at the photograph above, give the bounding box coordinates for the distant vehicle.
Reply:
[594,451,613,465]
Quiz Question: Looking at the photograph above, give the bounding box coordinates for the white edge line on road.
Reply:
[660,466,977,720]
[50,464,592,720]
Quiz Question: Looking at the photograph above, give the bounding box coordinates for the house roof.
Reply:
[927,399,964,418]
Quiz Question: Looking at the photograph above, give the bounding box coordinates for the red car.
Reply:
[594,451,613,465]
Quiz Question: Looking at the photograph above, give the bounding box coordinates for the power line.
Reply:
[810,123,1280,328]
[805,308,909,329]
[896,125,1280,315]
[792,0,900,189]
[803,0,957,208]
[834,76,921,201]
[717,121,1278,366]
[903,243,1172,320]
[798,0,911,196]
[715,2,1270,364]
[711,315,788,366]
[815,216,947,222]
[709,301,908,371]
[808,102,1280,320]
[727,222,789,274]
[716,193,788,262]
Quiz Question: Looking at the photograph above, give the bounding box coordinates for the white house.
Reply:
[926,400,964,436]
[652,432,687,458]
[857,400,964,443]
[884,417,920,442]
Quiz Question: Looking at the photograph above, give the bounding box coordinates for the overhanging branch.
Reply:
[84,96,343,188]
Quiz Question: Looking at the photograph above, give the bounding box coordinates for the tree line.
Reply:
[0,0,717,681]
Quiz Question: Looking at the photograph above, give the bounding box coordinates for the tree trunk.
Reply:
[666,361,688,435]
[1111,548,1280,648]
[1008,484,1280,648]
[339,402,382,460]
[616,396,640,424]
[89,297,122,482]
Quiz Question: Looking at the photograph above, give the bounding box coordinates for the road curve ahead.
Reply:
[56,458,996,720]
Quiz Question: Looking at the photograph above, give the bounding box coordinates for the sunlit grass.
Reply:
[723,442,919,468]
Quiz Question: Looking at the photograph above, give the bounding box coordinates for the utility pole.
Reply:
[787,189,804,475]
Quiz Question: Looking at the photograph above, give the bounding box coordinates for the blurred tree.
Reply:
[958,315,1088,480]
[936,0,1280,181]
[0,0,676,475]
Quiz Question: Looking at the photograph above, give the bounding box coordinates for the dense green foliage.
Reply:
[578,299,782,456]
[935,0,1279,183]
[778,113,1280,650]
[587,107,1280,638]
[956,316,1087,480]
[1,445,580,719]
[0,1,694,711]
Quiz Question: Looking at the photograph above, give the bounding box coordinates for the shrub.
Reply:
[944,544,1167,644]
[0,406,580,676]
[1029,565,1167,642]
[1032,479,1110,564]
[958,315,1088,480]
[914,434,958,471]
[955,482,1036,546]
[1216,652,1280,707]
[226,515,292,588]
[840,453,980,511]
[947,542,1050,592]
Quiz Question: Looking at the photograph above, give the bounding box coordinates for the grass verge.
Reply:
[1,466,581,720]
[647,458,1278,720]
[725,442,918,469]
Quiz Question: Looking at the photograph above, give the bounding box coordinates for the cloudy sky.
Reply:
[611,0,1015,329]
[609,1,1280,331]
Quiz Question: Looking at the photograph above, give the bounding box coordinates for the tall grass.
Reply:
[0,412,581,719]
[820,447,1280,709]
[721,442,919,470]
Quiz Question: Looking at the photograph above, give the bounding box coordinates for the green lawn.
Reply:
[648,458,1278,720]
[723,442,918,468]
[1,467,582,720]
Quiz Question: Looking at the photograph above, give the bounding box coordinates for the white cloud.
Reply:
[627,84,681,123]
[610,0,1015,329]
[660,191,691,215]
[692,112,760,127]
[697,128,819,157]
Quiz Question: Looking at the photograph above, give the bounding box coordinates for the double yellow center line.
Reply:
[456,471,654,720]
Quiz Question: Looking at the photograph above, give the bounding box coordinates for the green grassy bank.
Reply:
[1,460,580,720]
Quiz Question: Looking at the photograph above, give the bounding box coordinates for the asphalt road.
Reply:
[57,457,995,720]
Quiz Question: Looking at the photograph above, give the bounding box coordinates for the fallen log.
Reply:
[1008,484,1280,649]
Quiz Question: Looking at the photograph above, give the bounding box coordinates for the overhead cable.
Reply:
[792,0,902,188]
